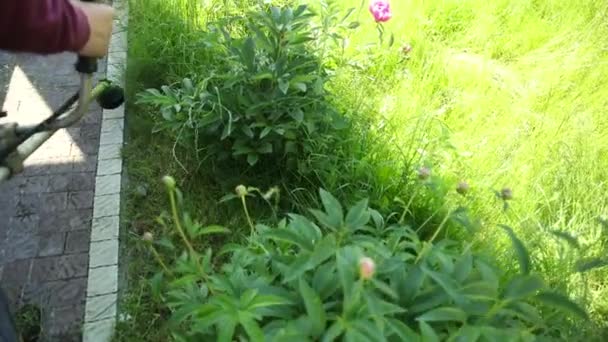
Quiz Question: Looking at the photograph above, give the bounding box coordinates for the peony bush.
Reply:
[143,178,587,341]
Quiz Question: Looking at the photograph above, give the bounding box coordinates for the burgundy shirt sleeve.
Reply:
[0,0,91,54]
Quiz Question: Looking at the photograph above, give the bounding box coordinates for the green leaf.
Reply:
[475,259,499,291]
[348,21,360,29]
[221,122,232,140]
[369,209,384,229]
[310,209,338,231]
[278,79,289,94]
[509,302,543,325]
[293,82,307,92]
[299,278,326,337]
[260,126,272,138]
[410,287,449,313]
[293,4,308,17]
[499,224,531,274]
[365,292,406,317]
[371,279,398,300]
[345,199,370,230]
[258,142,273,154]
[285,141,297,154]
[535,291,588,319]
[239,314,265,342]
[319,189,343,228]
[252,71,274,81]
[217,243,243,257]
[313,263,338,300]
[387,318,418,341]
[399,265,425,303]
[453,251,473,282]
[421,266,464,304]
[322,321,344,342]
[289,108,304,123]
[575,257,608,273]
[284,254,313,282]
[217,318,237,342]
[199,225,231,236]
[288,214,322,241]
[416,307,467,323]
[337,247,358,301]
[241,37,256,70]
[263,228,313,251]
[453,325,481,342]
[240,289,259,308]
[247,153,259,166]
[248,295,292,309]
[504,274,544,301]
[241,125,254,138]
[351,319,384,342]
[344,327,374,342]
[419,321,440,342]
[461,281,499,299]
[309,234,336,268]
[232,141,253,156]
[149,272,164,299]
[192,304,225,331]
[549,230,580,249]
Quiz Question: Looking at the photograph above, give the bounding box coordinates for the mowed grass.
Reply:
[333,0,608,333]
[119,0,608,339]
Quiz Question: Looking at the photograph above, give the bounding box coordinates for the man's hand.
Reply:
[72,1,114,58]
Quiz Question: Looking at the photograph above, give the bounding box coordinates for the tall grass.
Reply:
[332,0,608,335]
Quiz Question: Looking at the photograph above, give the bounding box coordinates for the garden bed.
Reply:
[115,0,608,340]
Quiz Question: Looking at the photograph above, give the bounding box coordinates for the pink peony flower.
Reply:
[359,257,376,280]
[369,0,392,23]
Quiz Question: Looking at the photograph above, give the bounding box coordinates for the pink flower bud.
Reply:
[418,167,431,180]
[456,181,470,195]
[369,0,392,23]
[359,257,376,280]
[142,232,154,242]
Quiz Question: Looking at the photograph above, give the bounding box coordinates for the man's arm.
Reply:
[0,0,113,57]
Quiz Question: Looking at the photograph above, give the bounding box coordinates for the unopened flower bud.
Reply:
[162,175,176,189]
[501,188,513,200]
[456,181,469,195]
[401,43,412,55]
[359,257,376,280]
[235,185,248,197]
[418,167,431,180]
[142,232,154,242]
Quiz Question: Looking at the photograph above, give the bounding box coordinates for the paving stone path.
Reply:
[0,52,106,341]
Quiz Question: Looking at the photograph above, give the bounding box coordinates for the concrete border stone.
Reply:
[83,0,127,340]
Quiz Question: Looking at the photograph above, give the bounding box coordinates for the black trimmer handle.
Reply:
[75,0,98,74]
[76,56,97,74]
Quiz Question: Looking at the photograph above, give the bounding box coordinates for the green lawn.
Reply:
[117,0,608,340]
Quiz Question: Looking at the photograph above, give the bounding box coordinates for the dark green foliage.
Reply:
[137,5,357,168]
[148,184,587,341]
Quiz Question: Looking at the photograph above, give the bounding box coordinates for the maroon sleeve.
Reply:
[0,0,91,54]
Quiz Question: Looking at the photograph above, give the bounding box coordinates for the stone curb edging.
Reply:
[83,1,127,341]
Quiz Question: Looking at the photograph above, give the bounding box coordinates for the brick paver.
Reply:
[1,52,106,341]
